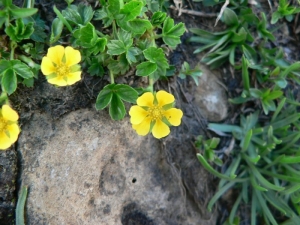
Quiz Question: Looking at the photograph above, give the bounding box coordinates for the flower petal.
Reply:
[137,92,154,107]
[156,90,175,107]
[0,131,12,150]
[41,57,56,75]
[129,106,148,124]
[47,45,65,65]
[2,105,19,121]
[164,108,183,126]
[47,76,67,86]
[7,124,20,143]
[152,119,170,139]
[65,46,81,67]
[132,117,151,136]
[66,71,81,85]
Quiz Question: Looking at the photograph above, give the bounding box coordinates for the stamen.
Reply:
[55,63,70,78]
[148,105,164,120]
[0,118,7,132]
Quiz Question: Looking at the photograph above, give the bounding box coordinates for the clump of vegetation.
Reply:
[193,0,300,224]
[0,0,191,149]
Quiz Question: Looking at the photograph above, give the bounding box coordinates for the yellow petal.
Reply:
[137,92,154,107]
[129,106,148,125]
[7,124,20,143]
[156,90,175,107]
[2,105,19,121]
[47,45,65,65]
[0,131,12,150]
[41,57,56,75]
[65,46,81,67]
[66,71,81,85]
[164,108,183,126]
[47,76,67,86]
[152,119,170,139]
[132,117,151,136]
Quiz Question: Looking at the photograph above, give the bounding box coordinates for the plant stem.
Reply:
[0,91,8,105]
[10,41,17,60]
[112,20,117,39]
[53,5,72,33]
[110,70,115,84]
[148,75,154,93]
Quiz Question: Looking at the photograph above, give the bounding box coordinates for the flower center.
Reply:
[55,63,70,78]
[0,118,8,132]
[148,105,164,120]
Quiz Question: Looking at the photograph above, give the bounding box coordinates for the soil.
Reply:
[1,0,299,225]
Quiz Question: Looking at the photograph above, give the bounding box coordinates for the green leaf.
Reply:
[95,84,114,110]
[88,60,104,77]
[232,27,247,43]
[12,60,34,79]
[136,62,157,76]
[119,0,144,21]
[122,19,152,34]
[2,68,17,95]
[9,7,37,18]
[0,60,10,74]
[197,154,236,180]
[108,0,121,17]
[62,3,94,25]
[142,47,169,79]
[279,156,300,164]
[143,47,167,66]
[53,5,72,32]
[90,37,108,54]
[74,22,98,48]
[126,47,141,64]
[271,11,282,24]
[107,54,130,75]
[151,11,167,26]
[109,94,126,120]
[107,40,127,55]
[250,174,268,191]
[5,18,34,42]
[254,190,278,225]
[16,186,28,225]
[162,17,185,48]
[229,195,242,224]
[249,163,285,191]
[50,17,63,44]
[207,181,237,211]
[114,84,138,103]
[223,8,239,26]
[242,55,250,91]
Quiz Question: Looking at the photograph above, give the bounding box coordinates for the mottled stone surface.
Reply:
[194,65,228,122]
[18,108,217,225]
[0,148,17,225]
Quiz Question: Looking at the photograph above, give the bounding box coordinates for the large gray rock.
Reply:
[18,108,217,225]
[194,65,228,122]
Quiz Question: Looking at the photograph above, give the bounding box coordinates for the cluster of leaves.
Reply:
[198,103,300,224]
[51,0,185,120]
[189,5,275,69]
[193,1,300,225]
[0,0,42,94]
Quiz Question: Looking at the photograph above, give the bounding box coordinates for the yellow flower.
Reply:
[41,45,81,86]
[129,91,183,139]
[0,105,20,150]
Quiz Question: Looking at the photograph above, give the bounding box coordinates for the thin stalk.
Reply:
[110,70,114,84]
[53,5,72,33]
[0,91,8,105]
[10,41,17,60]
[148,75,154,93]
[112,20,117,40]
